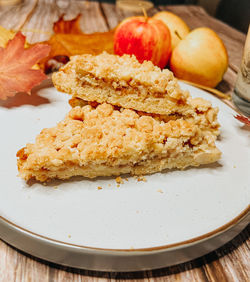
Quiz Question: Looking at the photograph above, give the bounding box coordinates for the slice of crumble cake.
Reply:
[17,104,221,182]
[52,52,194,116]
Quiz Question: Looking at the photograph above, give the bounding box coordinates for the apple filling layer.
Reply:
[17,104,221,182]
[52,52,193,115]
[68,96,220,138]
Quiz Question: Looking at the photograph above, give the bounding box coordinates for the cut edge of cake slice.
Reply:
[17,103,221,182]
[52,52,194,116]
[68,95,220,138]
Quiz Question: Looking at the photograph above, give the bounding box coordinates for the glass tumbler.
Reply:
[233,25,250,116]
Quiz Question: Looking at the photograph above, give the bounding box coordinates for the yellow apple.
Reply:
[153,11,190,50]
[170,27,228,88]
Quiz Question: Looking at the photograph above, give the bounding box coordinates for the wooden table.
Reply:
[0,0,249,281]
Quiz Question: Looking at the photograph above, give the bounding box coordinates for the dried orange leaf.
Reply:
[49,31,114,57]
[234,114,250,126]
[40,30,114,72]
[0,32,50,100]
[39,15,115,72]
[53,14,82,34]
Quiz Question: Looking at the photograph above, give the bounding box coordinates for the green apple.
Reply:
[170,27,228,87]
[153,11,190,51]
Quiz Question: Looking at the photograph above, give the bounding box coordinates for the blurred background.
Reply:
[0,0,249,33]
[120,0,249,33]
[154,0,250,33]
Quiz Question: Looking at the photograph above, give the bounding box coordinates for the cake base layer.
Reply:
[17,151,220,182]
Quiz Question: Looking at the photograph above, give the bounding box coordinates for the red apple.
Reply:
[114,16,171,69]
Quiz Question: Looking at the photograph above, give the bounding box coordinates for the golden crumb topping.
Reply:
[18,104,211,170]
[58,52,189,101]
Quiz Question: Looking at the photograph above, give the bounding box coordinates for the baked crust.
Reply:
[17,104,221,182]
[52,52,194,115]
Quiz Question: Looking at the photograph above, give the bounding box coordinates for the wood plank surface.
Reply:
[0,1,249,281]
[0,0,37,30]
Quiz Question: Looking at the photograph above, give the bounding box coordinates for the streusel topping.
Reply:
[59,52,189,101]
[18,104,209,169]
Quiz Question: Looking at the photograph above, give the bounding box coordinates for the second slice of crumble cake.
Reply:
[68,96,220,138]
[52,52,194,116]
[17,104,221,182]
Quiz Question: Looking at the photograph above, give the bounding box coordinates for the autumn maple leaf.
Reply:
[234,114,250,126]
[0,32,50,100]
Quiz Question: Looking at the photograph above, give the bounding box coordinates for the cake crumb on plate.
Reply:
[116,176,124,184]
[136,176,147,182]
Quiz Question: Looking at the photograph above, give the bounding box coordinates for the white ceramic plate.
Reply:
[0,82,249,271]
